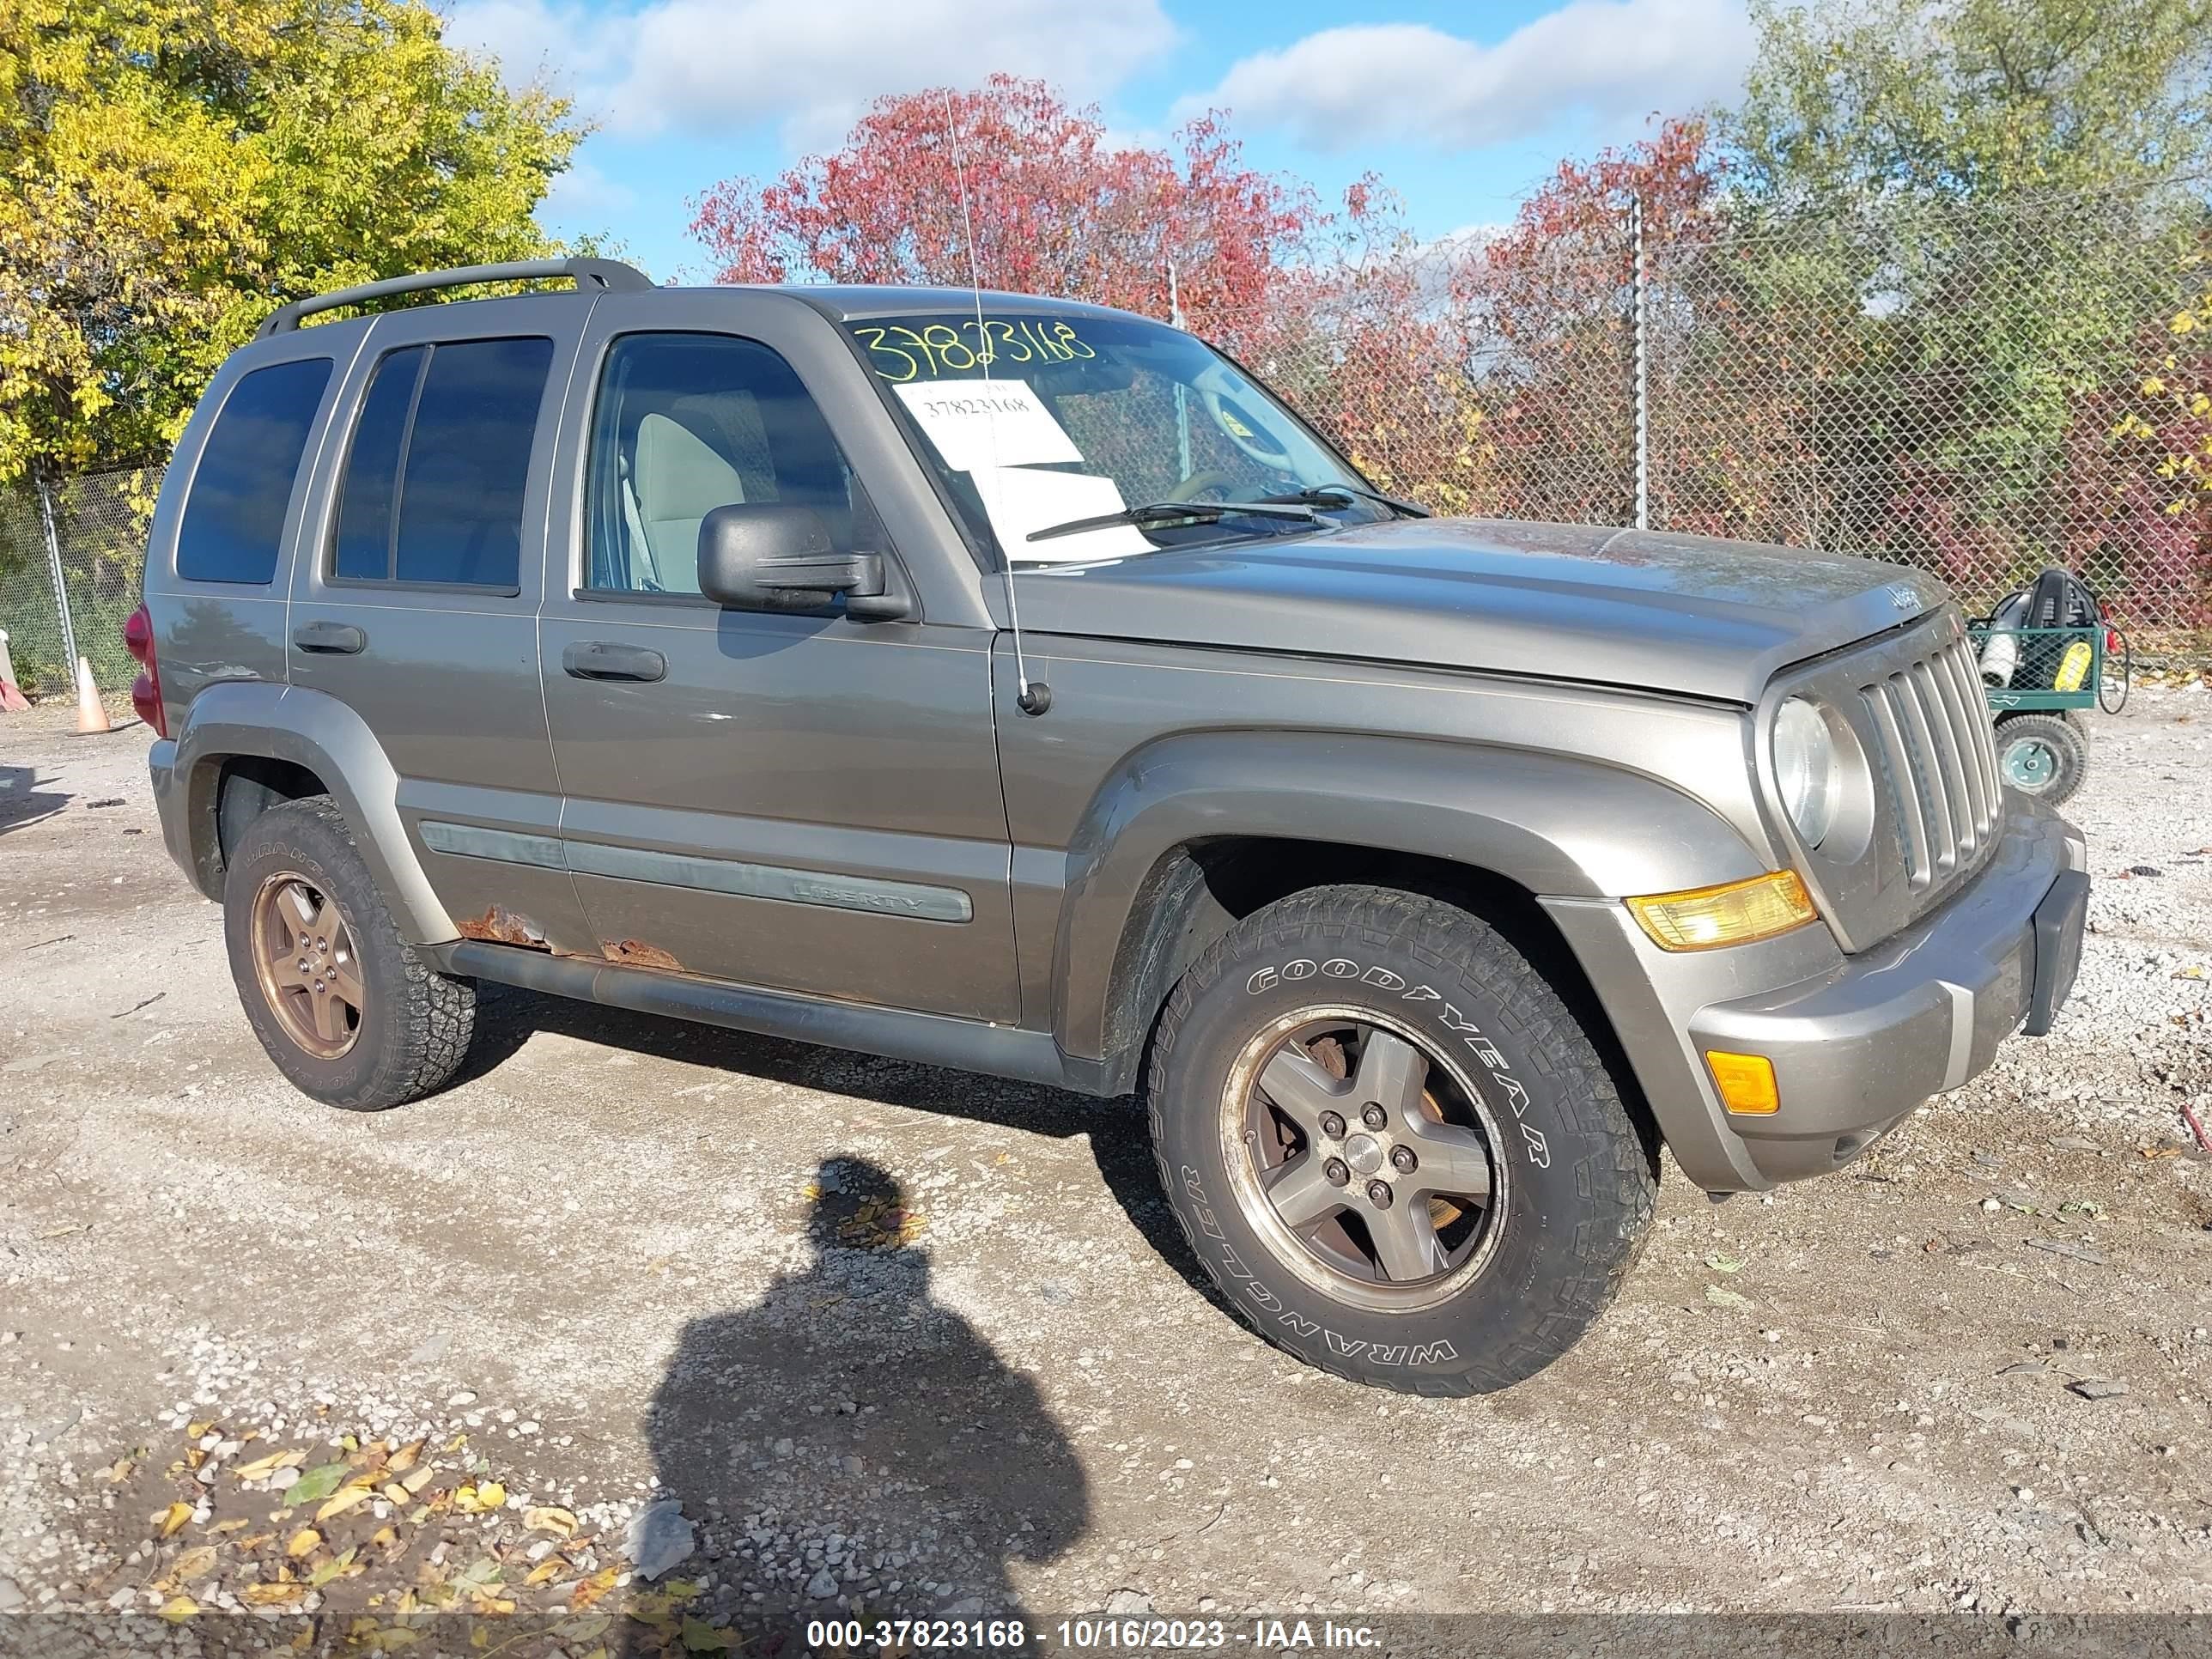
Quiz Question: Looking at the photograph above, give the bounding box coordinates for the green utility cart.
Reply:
[1964,618,2125,806]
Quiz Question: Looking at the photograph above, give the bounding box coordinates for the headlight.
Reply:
[1772,698,1840,848]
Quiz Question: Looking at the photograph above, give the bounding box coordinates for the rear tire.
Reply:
[1996,711,2088,805]
[223,796,476,1111]
[1145,885,1655,1395]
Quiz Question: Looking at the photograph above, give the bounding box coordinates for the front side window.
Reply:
[585,331,877,595]
[330,336,552,589]
[844,311,1389,563]
[176,357,333,583]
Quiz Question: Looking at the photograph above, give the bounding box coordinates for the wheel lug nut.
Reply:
[1361,1103,1387,1130]
[1390,1145,1418,1174]
[1365,1178,1394,1207]
[1322,1158,1351,1187]
[1318,1111,1346,1140]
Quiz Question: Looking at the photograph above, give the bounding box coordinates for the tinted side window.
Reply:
[331,346,425,581]
[329,337,550,588]
[585,332,876,595]
[175,358,332,584]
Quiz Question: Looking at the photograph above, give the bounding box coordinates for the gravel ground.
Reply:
[3,690,2209,1650]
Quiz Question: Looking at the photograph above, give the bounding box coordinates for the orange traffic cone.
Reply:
[74,654,111,734]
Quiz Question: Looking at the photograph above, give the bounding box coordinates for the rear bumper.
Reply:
[147,737,212,897]
[1545,795,2088,1191]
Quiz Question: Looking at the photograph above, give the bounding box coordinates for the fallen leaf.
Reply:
[2142,1146,2185,1160]
[525,1559,565,1587]
[158,1595,199,1624]
[158,1502,193,1538]
[381,1483,411,1505]
[317,1485,374,1522]
[386,1438,425,1474]
[569,1566,618,1612]
[682,1615,742,1652]
[1705,1285,1753,1310]
[309,1546,359,1587]
[476,1480,507,1509]
[163,1546,218,1589]
[558,1613,613,1642]
[237,1533,275,1551]
[401,1464,436,1495]
[524,1505,578,1538]
[286,1462,349,1505]
[241,1583,307,1607]
[211,1518,250,1535]
[1704,1251,1745,1273]
[286,1528,323,1559]
[235,1448,307,1481]
[370,1526,399,1551]
[186,1419,215,1439]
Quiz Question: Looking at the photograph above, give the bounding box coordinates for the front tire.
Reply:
[222,796,477,1111]
[1146,885,1656,1395]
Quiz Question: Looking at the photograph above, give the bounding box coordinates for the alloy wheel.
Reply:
[248,872,364,1060]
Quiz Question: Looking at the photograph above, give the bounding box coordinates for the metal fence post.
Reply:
[1629,193,1650,532]
[36,475,78,673]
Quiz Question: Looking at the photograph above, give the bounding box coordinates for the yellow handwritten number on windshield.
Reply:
[856,319,1097,380]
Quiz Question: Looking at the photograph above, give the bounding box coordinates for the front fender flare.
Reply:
[161,681,456,943]
[1052,731,1766,1064]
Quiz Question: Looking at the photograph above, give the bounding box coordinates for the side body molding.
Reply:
[1048,730,1771,1066]
[151,680,456,943]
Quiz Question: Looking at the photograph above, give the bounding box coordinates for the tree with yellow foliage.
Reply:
[0,1,583,483]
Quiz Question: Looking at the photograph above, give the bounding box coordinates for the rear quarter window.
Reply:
[175,358,333,584]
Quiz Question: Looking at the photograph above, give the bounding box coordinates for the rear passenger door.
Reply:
[535,295,1018,1020]
[287,301,598,952]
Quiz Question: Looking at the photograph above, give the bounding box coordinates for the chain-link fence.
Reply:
[1212,180,2212,628]
[0,467,162,699]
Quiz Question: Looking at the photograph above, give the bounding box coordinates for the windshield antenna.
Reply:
[943,87,1049,716]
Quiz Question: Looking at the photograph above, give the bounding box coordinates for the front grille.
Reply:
[1857,634,2003,889]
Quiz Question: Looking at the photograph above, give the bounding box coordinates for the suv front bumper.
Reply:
[1543,795,2088,1192]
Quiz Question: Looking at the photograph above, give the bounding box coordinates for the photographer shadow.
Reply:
[635,1157,1088,1655]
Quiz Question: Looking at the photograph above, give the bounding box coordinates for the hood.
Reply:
[1010,518,1947,704]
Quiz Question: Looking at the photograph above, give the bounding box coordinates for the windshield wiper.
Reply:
[1260,483,1431,519]
[1024,499,1321,545]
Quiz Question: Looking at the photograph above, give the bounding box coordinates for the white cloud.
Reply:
[1174,0,1754,152]
[540,159,636,222]
[443,0,1176,148]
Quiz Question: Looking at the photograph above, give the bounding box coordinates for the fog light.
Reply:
[1705,1050,1780,1115]
[1626,870,1817,951]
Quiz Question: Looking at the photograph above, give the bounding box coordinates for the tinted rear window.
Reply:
[175,358,332,583]
[329,337,550,588]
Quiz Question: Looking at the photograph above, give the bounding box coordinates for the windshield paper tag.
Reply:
[969,465,1151,562]
[892,380,1080,471]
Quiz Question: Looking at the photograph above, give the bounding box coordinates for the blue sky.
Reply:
[441,0,1758,282]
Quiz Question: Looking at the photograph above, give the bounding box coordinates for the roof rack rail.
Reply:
[256,256,653,337]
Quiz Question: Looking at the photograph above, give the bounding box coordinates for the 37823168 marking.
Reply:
[854,317,1095,380]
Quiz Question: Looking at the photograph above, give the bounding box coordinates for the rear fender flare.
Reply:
[167,681,455,943]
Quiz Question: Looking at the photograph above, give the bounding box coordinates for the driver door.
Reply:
[535,295,1019,1022]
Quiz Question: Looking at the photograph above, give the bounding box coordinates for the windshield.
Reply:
[846,310,1394,563]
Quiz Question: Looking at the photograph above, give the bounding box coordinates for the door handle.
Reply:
[293,621,367,654]
[562,641,667,683]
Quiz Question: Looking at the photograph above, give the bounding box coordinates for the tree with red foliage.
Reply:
[689,76,1317,333]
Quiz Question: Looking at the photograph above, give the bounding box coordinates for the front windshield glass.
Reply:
[846,310,1390,564]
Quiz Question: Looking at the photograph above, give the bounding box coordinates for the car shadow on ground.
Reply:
[625,1158,1091,1652]
[459,983,1224,1312]
[0,762,70,836]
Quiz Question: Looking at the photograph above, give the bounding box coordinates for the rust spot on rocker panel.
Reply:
[455,906,550,950]
[601,938,684,971]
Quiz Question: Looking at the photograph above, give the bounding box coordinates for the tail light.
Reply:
[124,603,166,737]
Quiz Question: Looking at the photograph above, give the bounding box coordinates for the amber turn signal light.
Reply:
[1705,1050,1780,1115]
[1626,870,1817,951]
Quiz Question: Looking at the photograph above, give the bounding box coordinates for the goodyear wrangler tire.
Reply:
[1146,885,1656,1395]
[223,796,477,1112]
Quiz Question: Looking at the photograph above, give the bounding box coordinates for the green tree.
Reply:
[0,0,582,484]
[1729,0,2212,207]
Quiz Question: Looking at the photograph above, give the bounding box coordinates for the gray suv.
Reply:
[137,258,2089,1395]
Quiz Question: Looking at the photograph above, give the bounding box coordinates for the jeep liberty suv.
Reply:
[137,258,2090,1395]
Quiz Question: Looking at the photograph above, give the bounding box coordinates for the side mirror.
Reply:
[696,503,911,620]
